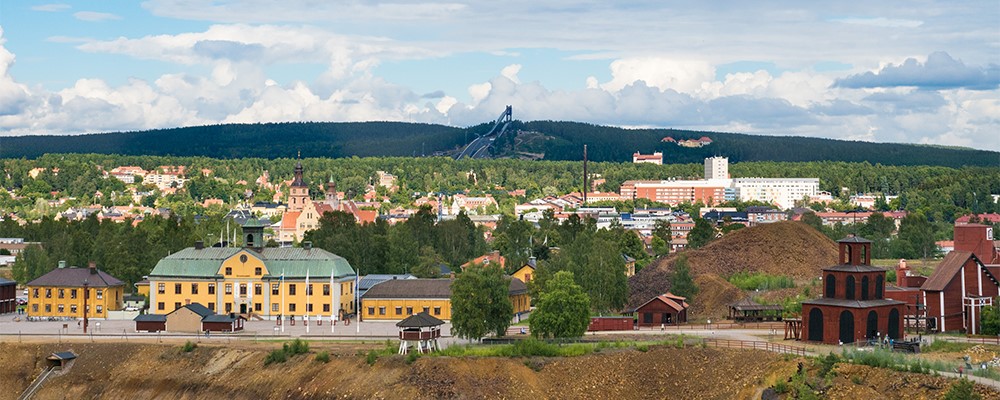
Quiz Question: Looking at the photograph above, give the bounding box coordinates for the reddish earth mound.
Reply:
[628,221,837,310]
[689,273,742,319]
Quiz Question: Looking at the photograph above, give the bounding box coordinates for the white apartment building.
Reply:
[704,156,729,180]
[731,178,819,210]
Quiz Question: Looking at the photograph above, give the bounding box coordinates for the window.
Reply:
[225,267,232,275]
[174,283,182,294]
[57,304,65,313]
[433,307,441,316]
[272,284,280,295]
[323,304,330,312]
[272,303,279,312]
[378,306,386,315]
[406,306,413,315]
[32,304,38,312]
[208,302,215,311]
[395,306,403,315]
[289,304,296,312]
[191,283,199,295]
[225,283,233,294]
[158,283,165,294]
[96,290,103,299]
[45,304,51,312]
[255,303,262,312]
[96,305,103,314]
[306,284,313,296]
[174,302,181,310]
[239,284,247,296]
[255,267,262,275]
[32,288,38,298]
[255,284,262,296]
[45,288,51,298]
[422,307,429,314]
[70,305,77,314]
[323,284,330,296]
[71,289,77,299]
[306,304,313,312]
[368,307,375,315]
[58,289,64,299]
[208,284,216,295]
[226,303,233,313]
[158,302,165,310]
[289,284,297,295]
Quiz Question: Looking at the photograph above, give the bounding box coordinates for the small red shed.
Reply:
[134,314,166,332]
[634,292,688,327]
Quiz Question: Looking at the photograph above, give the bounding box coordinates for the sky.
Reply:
[0,1,998,151]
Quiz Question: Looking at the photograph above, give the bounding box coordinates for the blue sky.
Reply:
[0,1,998,151]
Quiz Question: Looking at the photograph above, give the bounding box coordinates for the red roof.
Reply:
[956,214,1000,224]
[281,211,301,229]
[661,137,676,142]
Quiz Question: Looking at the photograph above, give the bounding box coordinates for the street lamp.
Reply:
[82,278,89,334]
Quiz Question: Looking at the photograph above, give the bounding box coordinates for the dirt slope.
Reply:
[628,221,838,310]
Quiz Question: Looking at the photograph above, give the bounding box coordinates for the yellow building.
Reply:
[147,219,357,320]
[512,264,535,285]
[26,261,125,319]
[134,279,150,297]
[361,278,530,321]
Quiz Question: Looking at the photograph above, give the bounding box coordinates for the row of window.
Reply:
[156,301,354,314]
[31,304,102,314]
[222,267,264,276]
[33,288,103,299]
[157,282,353,296]
[367,306,442,316]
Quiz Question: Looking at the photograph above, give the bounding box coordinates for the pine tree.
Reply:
[670,255,698,299]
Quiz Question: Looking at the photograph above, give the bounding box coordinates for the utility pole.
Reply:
[83,279,89,334]
[583,144,588,204]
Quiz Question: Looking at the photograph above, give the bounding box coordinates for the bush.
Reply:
[405,352,419,365]
[636,344,649,352]
[315,351,330,363]
[773,381,789,394]
[366,350,378,366]
[284,338,309,356]
[944,379,981,400]
[181,341,197,353]
[264,349,288,366]
[818,352,840,377]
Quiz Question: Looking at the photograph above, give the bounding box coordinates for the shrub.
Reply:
[944,379,981,400]
[850,376,863,385]
[636,344,649,352]
[366,350,378,366]
[405,352,419,365]
[181,341,197,353]
[773,381,789,394]
[265,349,288,366]
[284,338,309,356]
[818,352,840,377]
[315,351,330,363]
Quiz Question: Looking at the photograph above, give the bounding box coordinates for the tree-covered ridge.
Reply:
[1,120,996,167]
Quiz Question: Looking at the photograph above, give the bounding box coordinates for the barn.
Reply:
[166,303,214,333]
[800,236,906,344]
[633,292,688,327]
[202,313,245,332]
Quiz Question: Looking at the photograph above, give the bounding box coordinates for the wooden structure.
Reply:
[202,313,245,332]
[166,303,214,333]
[633,292,688,327]
[588,316,633,331]
[922,251,999,334]
[800,236,906,344]
[26,261,125,319]
[783,318,802,340]
[728,297,784,322]
[133,314,167,332]
[46,351,77,370]
[396,311,443,354]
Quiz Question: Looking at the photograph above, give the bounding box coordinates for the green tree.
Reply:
[529,271,591,339]
[687,218,715,249]
[944,379,981,400]
[450,264,513,341]
[669,255,698,299]
[652,219,672,244]
[981,299,1000,336]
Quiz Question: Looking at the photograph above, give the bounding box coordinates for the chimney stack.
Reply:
[195,240,204,250]
[303,241,312,250]
[897,259,909,287]
[58,260,66,269]
[88,261,97,274]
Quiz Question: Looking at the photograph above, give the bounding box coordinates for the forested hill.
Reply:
[1,120,996,168]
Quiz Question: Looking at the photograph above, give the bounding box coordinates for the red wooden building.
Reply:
[633,292,688,327]
[0,277,15,314]
[801,236,905,344]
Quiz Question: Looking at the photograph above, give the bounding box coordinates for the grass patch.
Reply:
[314,351,330,363]
[264,338,311,366]
[841,348,953,374]
[728,272,795,291]
[181,341,197,353]
[922,340,995,353]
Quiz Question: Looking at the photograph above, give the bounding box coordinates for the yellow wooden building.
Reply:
[147,219,357,320]
[512,264,535,285]
[361,277,530,321]
[26,261,125,319]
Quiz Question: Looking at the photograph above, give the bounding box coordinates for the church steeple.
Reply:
[325,175,339,209]
[288,153,309,211]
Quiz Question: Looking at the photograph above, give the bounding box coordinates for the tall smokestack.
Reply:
[583,144,588,204]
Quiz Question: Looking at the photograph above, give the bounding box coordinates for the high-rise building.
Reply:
[704,156,729,180]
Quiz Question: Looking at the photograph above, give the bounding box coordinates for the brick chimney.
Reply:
[896,259,908,287]
[88,261,97,274]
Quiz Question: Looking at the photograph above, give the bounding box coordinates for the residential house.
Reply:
[361,278,530,321]
[27,261,125,319]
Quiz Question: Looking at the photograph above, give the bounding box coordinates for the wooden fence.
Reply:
[965,335,1000,345]
[702,338,806,356]
[643,322,786,331]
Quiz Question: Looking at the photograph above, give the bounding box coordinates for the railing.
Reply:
[643,322,786,331]
[965,335,1000,345]
[18,366,54,400]
[702,338,806,356]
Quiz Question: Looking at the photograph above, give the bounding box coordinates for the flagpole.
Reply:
[355,273,360,334]
[280,269,285,334]
[305,268,310,334]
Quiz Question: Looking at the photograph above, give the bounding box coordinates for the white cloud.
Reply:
[31,4,71,12]
[500,64,522,84]
[73,11,122,22]
[601,58,715,94]
[832,17,924,28]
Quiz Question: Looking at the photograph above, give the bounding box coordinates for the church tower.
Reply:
[288,157,309,211]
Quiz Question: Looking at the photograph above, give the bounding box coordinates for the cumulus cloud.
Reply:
[835,52,1000,90]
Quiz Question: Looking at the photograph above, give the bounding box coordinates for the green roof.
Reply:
[149,247,355,279]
